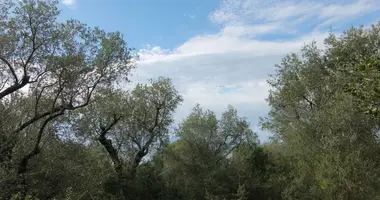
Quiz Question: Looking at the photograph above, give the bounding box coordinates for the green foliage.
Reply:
[343,57,380,117]
[262,22,380,200]
[161,105,272,200]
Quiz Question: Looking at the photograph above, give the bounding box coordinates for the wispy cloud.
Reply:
[221,23,280,37]
[133,0,379,142]
[184,13,196,19]
[209,0,380,29]
[184,7,200,19]
[62,0,76,8]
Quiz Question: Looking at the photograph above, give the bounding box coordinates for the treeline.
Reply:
[0,1,379,200]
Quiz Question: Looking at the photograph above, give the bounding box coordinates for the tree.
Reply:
[230,143,281,199]
[163,105,256,200]
[73,77,182,199]
[261,22,380,199]
[345,57,380,118]
[21,139,113,200]
[328,23,380,118]
[0,0,134,197]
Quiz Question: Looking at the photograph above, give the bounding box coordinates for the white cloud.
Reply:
[138,31,329,65]
[132,0,379,142]
[210,0,380,28]
[134,32,329,142]
[209,0,319,25]
[62,0,76,8]
[316,0,379,28]
[221,23,280,37]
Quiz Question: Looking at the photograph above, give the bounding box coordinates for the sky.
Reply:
[58,0,380,142]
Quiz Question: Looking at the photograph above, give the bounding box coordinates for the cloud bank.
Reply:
[131,0,380,142]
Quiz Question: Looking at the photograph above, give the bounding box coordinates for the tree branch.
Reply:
[0,56,18,84]
[23,11,41,75]
[97,115,126,200]
[17,110,65,174]
[131,135,142,149]
[148,107,161,133]
[0,77,9,91]
[97,115,123,173]
[0,75,30,100]
[140,107,161,151]
[302,95,316,110]
[28,71,47,83]
[34,82,57,115]
[14,77,101,134]
[0,13,43,100]
[14,103,73,134]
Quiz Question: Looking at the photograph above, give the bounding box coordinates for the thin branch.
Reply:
[0,24,44,99]
[51,74,64,111]
[302,95,316,110]
[34,82,57,115]
[29,71,47,83]
[14,77,101,134]
[14,103,72,134]
[215,134,230,155]
[100,115,123,136]
[142,107,161,151]
[131,135,142,149]
[148,107,161,133]
[0,77,9,91]
[77,191,89,200]
[0,56,18,84]
[23,44,40,74]
[23,12,39,75]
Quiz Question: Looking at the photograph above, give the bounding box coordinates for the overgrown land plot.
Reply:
[0,0,379,200]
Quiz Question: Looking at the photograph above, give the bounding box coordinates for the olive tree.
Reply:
[163,105,256,200]
[0,0,134,197]
[73,77,182,199]
[261,22,380,200]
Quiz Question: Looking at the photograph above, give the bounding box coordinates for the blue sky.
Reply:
[59,0,221,49]
[59,0,380,142]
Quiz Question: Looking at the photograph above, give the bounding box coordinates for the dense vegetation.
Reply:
[0,1,379,199]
